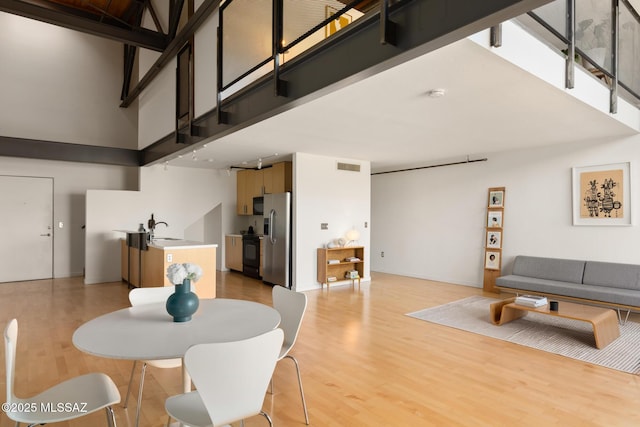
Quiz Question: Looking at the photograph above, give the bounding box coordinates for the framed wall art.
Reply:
[488,190,504,208]
[486,230,502,249]
[572,162,632,226]
[483,187,505,292]
[485,251,501,270]
[487,210,503,228]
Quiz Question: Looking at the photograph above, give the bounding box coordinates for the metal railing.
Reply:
[214,0,639,121]
[526,0,640,113]
[215,0,400,122]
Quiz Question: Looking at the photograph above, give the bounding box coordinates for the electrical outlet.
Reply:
[167,253,173,262]
[321,223,328,230]
[381,251,385,257]
[364,221,368,228]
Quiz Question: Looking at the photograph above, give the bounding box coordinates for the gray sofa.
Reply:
[495,255,640,310]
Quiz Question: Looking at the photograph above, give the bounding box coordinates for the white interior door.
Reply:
[0,176,53,282]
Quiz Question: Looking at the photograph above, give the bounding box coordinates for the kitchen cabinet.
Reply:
[225,235,243,272]
[236,161,292,215]
[236,169,256,215]
[121,239,217,299]
[263,161,292,194]
[317,246,364,287]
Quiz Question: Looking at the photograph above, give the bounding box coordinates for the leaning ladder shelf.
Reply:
[483,187,505,293]
[317,246,364,287]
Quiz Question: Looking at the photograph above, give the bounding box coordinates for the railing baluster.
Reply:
[566,0,575,89]
[490,24,503,47]
[380,0,397,45]
[610,0,619,114]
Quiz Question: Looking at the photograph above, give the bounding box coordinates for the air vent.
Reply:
[337,162,361,172]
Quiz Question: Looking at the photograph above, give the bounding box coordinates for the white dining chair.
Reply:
[271,285,310,424]
[4,318,120,427]
[124,285,187,427]
[164,328,284,427]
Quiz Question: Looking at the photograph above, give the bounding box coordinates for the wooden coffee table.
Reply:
[489,297,620,349]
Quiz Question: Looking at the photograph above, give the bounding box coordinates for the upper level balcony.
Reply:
[146,0,640,172]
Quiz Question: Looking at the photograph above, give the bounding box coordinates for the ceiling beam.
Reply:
[0,0,168,51]
[0,136,140,166]
[120,0,220,107]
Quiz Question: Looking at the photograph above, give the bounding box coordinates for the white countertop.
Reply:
[148,239,218,250]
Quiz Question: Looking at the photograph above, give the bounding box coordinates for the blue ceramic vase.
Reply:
[166,279,199,322]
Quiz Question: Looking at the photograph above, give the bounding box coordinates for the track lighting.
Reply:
[232,153,278,171]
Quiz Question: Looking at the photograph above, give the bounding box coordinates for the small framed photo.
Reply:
[488,190,504,208]
[485,251,501,270]
[486,231,502,249]
[487,210,503,228]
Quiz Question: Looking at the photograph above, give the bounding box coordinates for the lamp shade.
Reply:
[345,229,360,242]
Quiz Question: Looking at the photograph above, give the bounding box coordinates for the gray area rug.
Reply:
[407,296,640,375]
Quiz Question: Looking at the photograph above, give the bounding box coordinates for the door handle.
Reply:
[40,233,51,237]
[269,209,277,245]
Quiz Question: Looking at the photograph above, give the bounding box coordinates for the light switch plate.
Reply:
[321,223,328,230]
[167,253,173,262]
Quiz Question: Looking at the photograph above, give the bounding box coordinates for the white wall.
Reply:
[0,13,137,148]
[293,153,371,291]
[0,156,138,278]
[470,23,640,130]
[85,164,236,284]
[371,135,640,287]
[194,10,219,118]
[0,12,142,280]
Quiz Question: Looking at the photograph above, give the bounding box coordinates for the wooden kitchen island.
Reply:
[121,238,217,299]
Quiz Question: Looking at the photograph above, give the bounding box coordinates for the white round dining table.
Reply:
[73,298,281,392]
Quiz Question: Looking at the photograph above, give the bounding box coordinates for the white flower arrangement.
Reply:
[166,263,203,285]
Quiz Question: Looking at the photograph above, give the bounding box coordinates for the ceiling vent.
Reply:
[337,162,361,172]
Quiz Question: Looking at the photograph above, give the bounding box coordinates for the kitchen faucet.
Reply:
[147,214,168,241]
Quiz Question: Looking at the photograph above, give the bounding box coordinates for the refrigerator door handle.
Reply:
[269,209,277,244]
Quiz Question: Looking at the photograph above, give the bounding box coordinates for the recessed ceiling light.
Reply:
[426,88,446,98]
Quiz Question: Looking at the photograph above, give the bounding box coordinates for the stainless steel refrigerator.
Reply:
[262,192,291,288]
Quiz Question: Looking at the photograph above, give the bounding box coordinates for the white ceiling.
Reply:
[166,36,637,174]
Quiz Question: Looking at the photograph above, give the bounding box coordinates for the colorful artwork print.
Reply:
[325,6,352,38]
[580,168,624,218]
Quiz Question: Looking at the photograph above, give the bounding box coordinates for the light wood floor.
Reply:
[1,272,639,427]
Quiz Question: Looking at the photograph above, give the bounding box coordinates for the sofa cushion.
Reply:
[583,261,640,290]
[495,275,640,306]
[496,275,583,294]
[511,256,585,284]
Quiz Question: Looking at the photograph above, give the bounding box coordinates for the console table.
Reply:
[317,246,364,287]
